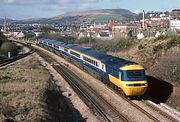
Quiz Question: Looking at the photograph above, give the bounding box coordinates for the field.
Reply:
[0,54,76,121]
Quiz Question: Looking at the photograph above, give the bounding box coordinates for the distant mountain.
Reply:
[11,9,137,25]
[0,18,15,24]
[52,9,137,24]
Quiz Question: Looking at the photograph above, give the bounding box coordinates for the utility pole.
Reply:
[89,31,91,47]
[142,10,145,29]
[4,16,7,32]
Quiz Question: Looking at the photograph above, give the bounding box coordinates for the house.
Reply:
[16,31,25,39]
[78,32,88,39]
[137,32,144,39]
[170,19,180,30]
[112,23,138,36]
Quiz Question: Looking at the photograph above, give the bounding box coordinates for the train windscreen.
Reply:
[121,70,147,81]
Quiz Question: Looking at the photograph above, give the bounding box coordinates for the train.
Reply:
[36,38,148,97]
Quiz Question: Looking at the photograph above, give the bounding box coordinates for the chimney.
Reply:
[142,10,145,29]
[4,16,6,32]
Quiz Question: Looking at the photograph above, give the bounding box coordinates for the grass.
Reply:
[0,57,50,121]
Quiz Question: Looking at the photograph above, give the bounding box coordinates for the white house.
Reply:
[155,31,161,38]
[137,32,144,40]
[170,19,180,30]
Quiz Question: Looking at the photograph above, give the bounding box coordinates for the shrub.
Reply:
[0,32,7,46]
[92,39,133,53]
[166,36,180,49]
[0,42,20,57]
[76,37,95,44]
[153,44,163,54]
[138,44,144,50]
[154,35,168,41]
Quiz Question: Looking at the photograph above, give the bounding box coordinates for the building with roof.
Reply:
[170,19,180,30]
[112,23,138,37]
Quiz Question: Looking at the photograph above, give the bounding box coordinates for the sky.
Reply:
[0,0,179,20]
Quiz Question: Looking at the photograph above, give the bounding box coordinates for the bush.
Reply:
[153,44,163,54]
[76,37,95,44]
[166,36,180,49]
[138,44,144,50]
[0,32,7,46]
[154,35,168,41]
[92,39,133,53]
[0,42,20,57]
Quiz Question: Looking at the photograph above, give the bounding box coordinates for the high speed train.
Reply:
[36,38,148,96]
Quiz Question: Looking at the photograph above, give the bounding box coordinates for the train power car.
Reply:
[36,38,148,97]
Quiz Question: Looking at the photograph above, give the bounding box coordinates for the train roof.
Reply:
[70,46,90,52]
[101,55,135,69]
[82,50,107,60]
[53,41,65,46]
[40,38,136,69]
[45,39,57,43]
[64,44,76,49]
[39,38,48,42]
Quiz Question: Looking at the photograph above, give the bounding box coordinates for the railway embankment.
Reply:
[0,54,85,122]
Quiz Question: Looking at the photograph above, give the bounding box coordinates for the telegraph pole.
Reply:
[142,10,145,29]
[89,31,91,47]
[4,16,7,32]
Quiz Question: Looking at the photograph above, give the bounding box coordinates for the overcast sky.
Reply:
[0,0,179,20]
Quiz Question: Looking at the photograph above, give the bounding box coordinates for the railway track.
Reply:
[0,41,35,67]
[107,81,179,121]
[35,45,179,122]
[36,49,129,122]
[107,84,179,122]
[141,98,179,122]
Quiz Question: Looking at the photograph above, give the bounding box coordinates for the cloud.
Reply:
[1,0,103,5]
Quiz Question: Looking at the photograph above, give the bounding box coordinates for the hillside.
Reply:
[13,9,137,24]
[52,9,137,24]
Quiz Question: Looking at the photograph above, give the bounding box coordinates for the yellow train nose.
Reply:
[123,86,147,96]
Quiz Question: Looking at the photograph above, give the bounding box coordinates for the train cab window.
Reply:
[121,70,147,81]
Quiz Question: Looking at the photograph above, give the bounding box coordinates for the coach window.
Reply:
[64,49,68,52]
[54,45,59,49]
[95,61,97,66]
[102,64,105,70]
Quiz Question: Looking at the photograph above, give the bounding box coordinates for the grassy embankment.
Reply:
[0,56,78,121]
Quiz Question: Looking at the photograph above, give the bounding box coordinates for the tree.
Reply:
[0,42,19,57]
[128,30,133,37]
[0,32,7,46]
